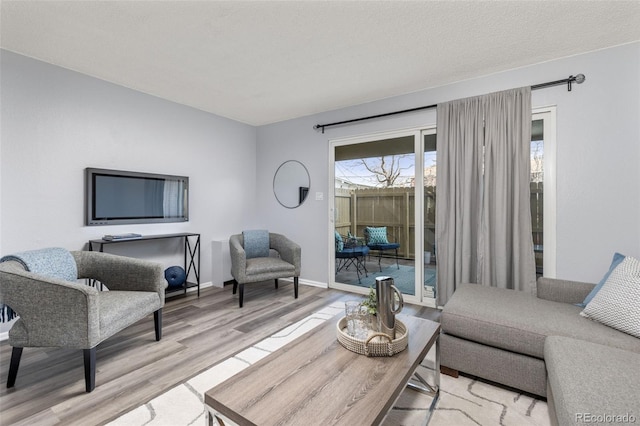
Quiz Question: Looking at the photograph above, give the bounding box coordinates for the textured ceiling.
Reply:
[1,1,640,126]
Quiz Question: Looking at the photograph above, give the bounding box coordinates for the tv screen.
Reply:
[86,168,189,226]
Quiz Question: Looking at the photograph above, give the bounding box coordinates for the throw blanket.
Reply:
[243,230,270,259]
[0,247,77,323]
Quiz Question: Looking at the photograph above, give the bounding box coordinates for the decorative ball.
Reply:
[164,266,186,287]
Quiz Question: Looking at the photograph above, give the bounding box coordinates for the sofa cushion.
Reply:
[581,255,640,338]
[441,284,640,359]
[545,336,640,426]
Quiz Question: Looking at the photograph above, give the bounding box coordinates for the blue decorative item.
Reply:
[164,266,186,288]
[243,229,270,259]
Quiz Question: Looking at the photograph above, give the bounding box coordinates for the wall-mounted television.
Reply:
[85,168,189,226]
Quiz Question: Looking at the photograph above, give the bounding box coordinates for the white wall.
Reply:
[256,42,640,285]
[0,50,258,287]
[2,41,639,314]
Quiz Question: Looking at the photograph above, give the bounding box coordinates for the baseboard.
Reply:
[299,278,328,288]
[0,331,7,342]
[276,277,328,289]
[166,281,214,297]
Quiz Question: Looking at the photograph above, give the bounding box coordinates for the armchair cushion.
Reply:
[99,291,162,340]
[246,257,295,276]
[243,230,270,259]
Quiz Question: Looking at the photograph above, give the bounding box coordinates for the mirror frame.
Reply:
[273,160,310,209]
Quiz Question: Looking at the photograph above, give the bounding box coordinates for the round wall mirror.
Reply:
[273,160,310,209]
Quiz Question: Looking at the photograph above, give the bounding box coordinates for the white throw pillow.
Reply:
[580,256,640,338]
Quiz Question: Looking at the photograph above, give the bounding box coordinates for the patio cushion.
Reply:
[336,246,369,258]
[365,227,389,244]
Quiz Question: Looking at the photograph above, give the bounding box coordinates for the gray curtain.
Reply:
[436,87,536,305]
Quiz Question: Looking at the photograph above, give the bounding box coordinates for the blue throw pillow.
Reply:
[366,227,389,245]
[578,252,626,307]
[243,230,270,259]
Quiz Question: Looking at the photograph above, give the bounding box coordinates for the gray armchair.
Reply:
[0,249,165,392]
[229,232,301,308]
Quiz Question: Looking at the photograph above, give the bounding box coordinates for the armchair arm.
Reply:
[71,251,165,302]
[0,262,100,348]
[536,277,596,304]
[229,235,247,282]
[270,233,301,276]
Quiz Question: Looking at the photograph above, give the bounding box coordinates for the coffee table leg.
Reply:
[406,335,440,425]
[207,407,238,426]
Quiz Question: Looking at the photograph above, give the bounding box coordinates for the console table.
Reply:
[88,233,201,296]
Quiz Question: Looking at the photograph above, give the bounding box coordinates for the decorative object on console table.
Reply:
[102,233,142,241]
[88,233,200,297]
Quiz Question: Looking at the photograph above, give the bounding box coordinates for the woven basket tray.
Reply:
[336,316,408,357]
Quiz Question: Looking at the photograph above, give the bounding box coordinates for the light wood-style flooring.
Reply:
[0,282,440,425]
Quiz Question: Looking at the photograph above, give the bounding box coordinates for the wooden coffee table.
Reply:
[204,314,440,426]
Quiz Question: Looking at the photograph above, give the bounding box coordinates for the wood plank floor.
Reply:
[0,282,440,426]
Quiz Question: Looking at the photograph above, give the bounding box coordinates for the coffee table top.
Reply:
[204,314,440,426]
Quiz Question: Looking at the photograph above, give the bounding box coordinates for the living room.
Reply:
[1,1,639,425]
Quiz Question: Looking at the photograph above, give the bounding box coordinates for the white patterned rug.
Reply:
[108,303,550,426]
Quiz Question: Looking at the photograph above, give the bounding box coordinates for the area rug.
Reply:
[339,264,437,297]
[108,303,550,426]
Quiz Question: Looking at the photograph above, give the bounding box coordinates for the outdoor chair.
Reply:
[0,248,165,393]
[364,226,400,272]
[335,231,369,284]
[229,231,301,308]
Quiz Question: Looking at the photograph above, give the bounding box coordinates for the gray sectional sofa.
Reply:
[440,278,640,425]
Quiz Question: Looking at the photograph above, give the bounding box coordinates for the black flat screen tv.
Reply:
[85,168,189,226]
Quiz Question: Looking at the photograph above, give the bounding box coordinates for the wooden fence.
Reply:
[336,182,543,268]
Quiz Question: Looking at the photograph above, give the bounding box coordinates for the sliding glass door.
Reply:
[331,130,432,304]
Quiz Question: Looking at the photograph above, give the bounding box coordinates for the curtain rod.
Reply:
[313,74,585,133]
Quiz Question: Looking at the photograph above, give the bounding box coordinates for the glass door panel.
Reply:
[333,135,417,297]
[423,131,437,301]
[531,118,544,276]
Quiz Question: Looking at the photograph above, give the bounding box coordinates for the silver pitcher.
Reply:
[375,276,404,339]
